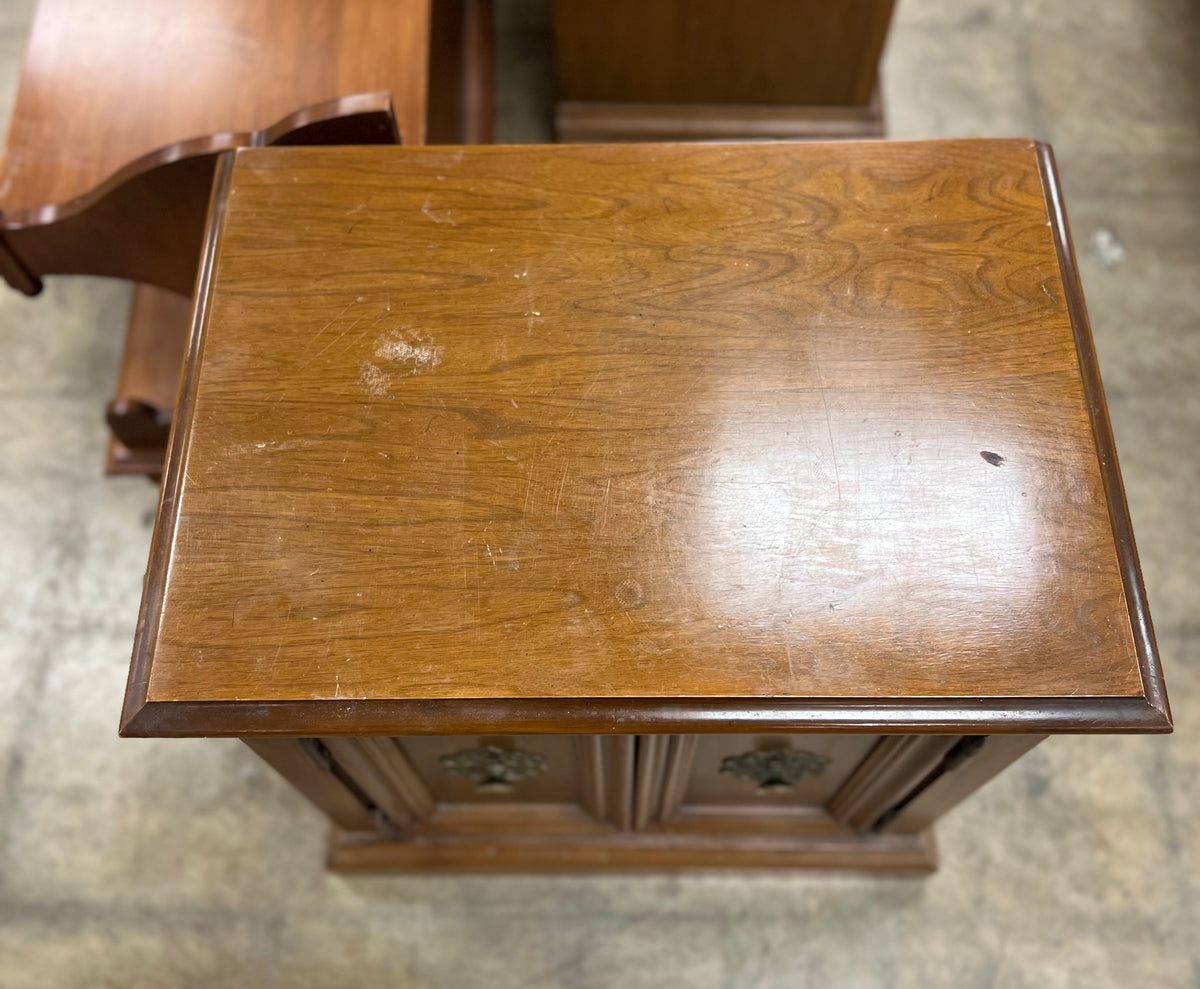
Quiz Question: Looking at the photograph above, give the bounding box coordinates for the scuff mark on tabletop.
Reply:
[375,331,443,373]
[358,330,444,397]
[358,362,390,396]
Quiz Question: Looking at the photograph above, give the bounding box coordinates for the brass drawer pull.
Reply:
[720,748,832,795]
[439,745,549,794]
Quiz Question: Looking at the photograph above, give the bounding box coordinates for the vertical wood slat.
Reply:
[576,736,606,822]
[827,736,961,832]
[323,737,436,828]
[580,735,637,830]
[608,735,636,831]
[658,735,698,823]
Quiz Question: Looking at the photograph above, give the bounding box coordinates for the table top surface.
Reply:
[122,140,1169,736]
[0,0,430,213]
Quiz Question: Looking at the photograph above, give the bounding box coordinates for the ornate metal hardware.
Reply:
[439,744,549,794]
[720,747,832,795]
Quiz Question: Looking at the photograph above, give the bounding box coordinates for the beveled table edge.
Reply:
[120,141,1173,740]
[120,694,1172,738]
[1034,142,1171,733]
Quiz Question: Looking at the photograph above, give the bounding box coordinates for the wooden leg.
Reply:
[105,285,190,478]
[428,0,496,144]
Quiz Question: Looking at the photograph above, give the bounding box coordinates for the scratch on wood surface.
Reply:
[596,477,612,532]
[815,361,844,507]
[553,457,571,518]
[306,302,353,350]
[557,380,598,429]
[421,198,457,226]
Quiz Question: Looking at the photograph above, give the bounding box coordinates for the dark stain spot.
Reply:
[447,405,539,441]
[980,451,1005,467]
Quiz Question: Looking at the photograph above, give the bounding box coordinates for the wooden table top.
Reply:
[0,0,430,213]
[122,140,1170,737]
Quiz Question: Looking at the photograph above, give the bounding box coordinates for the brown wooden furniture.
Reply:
[121,140,1170,871]
[0,0,494,475]
[551,0,894,142]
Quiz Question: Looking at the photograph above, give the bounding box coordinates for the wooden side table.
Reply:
[0,0,493,475]
[121,141,1170,871]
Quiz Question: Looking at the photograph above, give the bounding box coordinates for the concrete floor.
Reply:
[1,0,1197,985]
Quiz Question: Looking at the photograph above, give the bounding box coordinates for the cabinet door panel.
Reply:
[684,734,879,807]
[320,735,635,833]
[399,735,581,804]
[637,734,973,835]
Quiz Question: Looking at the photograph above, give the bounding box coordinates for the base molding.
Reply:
[555,91,883,143]
[327,824,936,873]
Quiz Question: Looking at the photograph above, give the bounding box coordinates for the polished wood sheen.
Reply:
[121,140,1169,740]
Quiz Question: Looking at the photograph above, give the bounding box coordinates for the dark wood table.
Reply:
[0,0,492,475]
[122,141,1170,871]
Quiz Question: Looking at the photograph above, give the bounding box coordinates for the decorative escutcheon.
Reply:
[719,748,832,795]
[439,744,549,794]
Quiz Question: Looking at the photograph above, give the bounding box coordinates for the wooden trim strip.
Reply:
[120,692,1174,738]
[555,96,884,142]
[327,824,938,872]
[119,152,234,735]
[1035,142,1172,732]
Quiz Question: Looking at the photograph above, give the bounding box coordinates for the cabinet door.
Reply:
[634,734,966,836]
[321,735,635,834]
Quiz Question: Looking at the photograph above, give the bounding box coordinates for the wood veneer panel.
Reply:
[122,140,1169,737]
[552,0,894,107]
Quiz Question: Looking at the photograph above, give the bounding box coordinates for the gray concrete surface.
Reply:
[1,0,1197,985]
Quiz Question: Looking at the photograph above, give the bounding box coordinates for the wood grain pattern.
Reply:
[122,140,1169,737]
